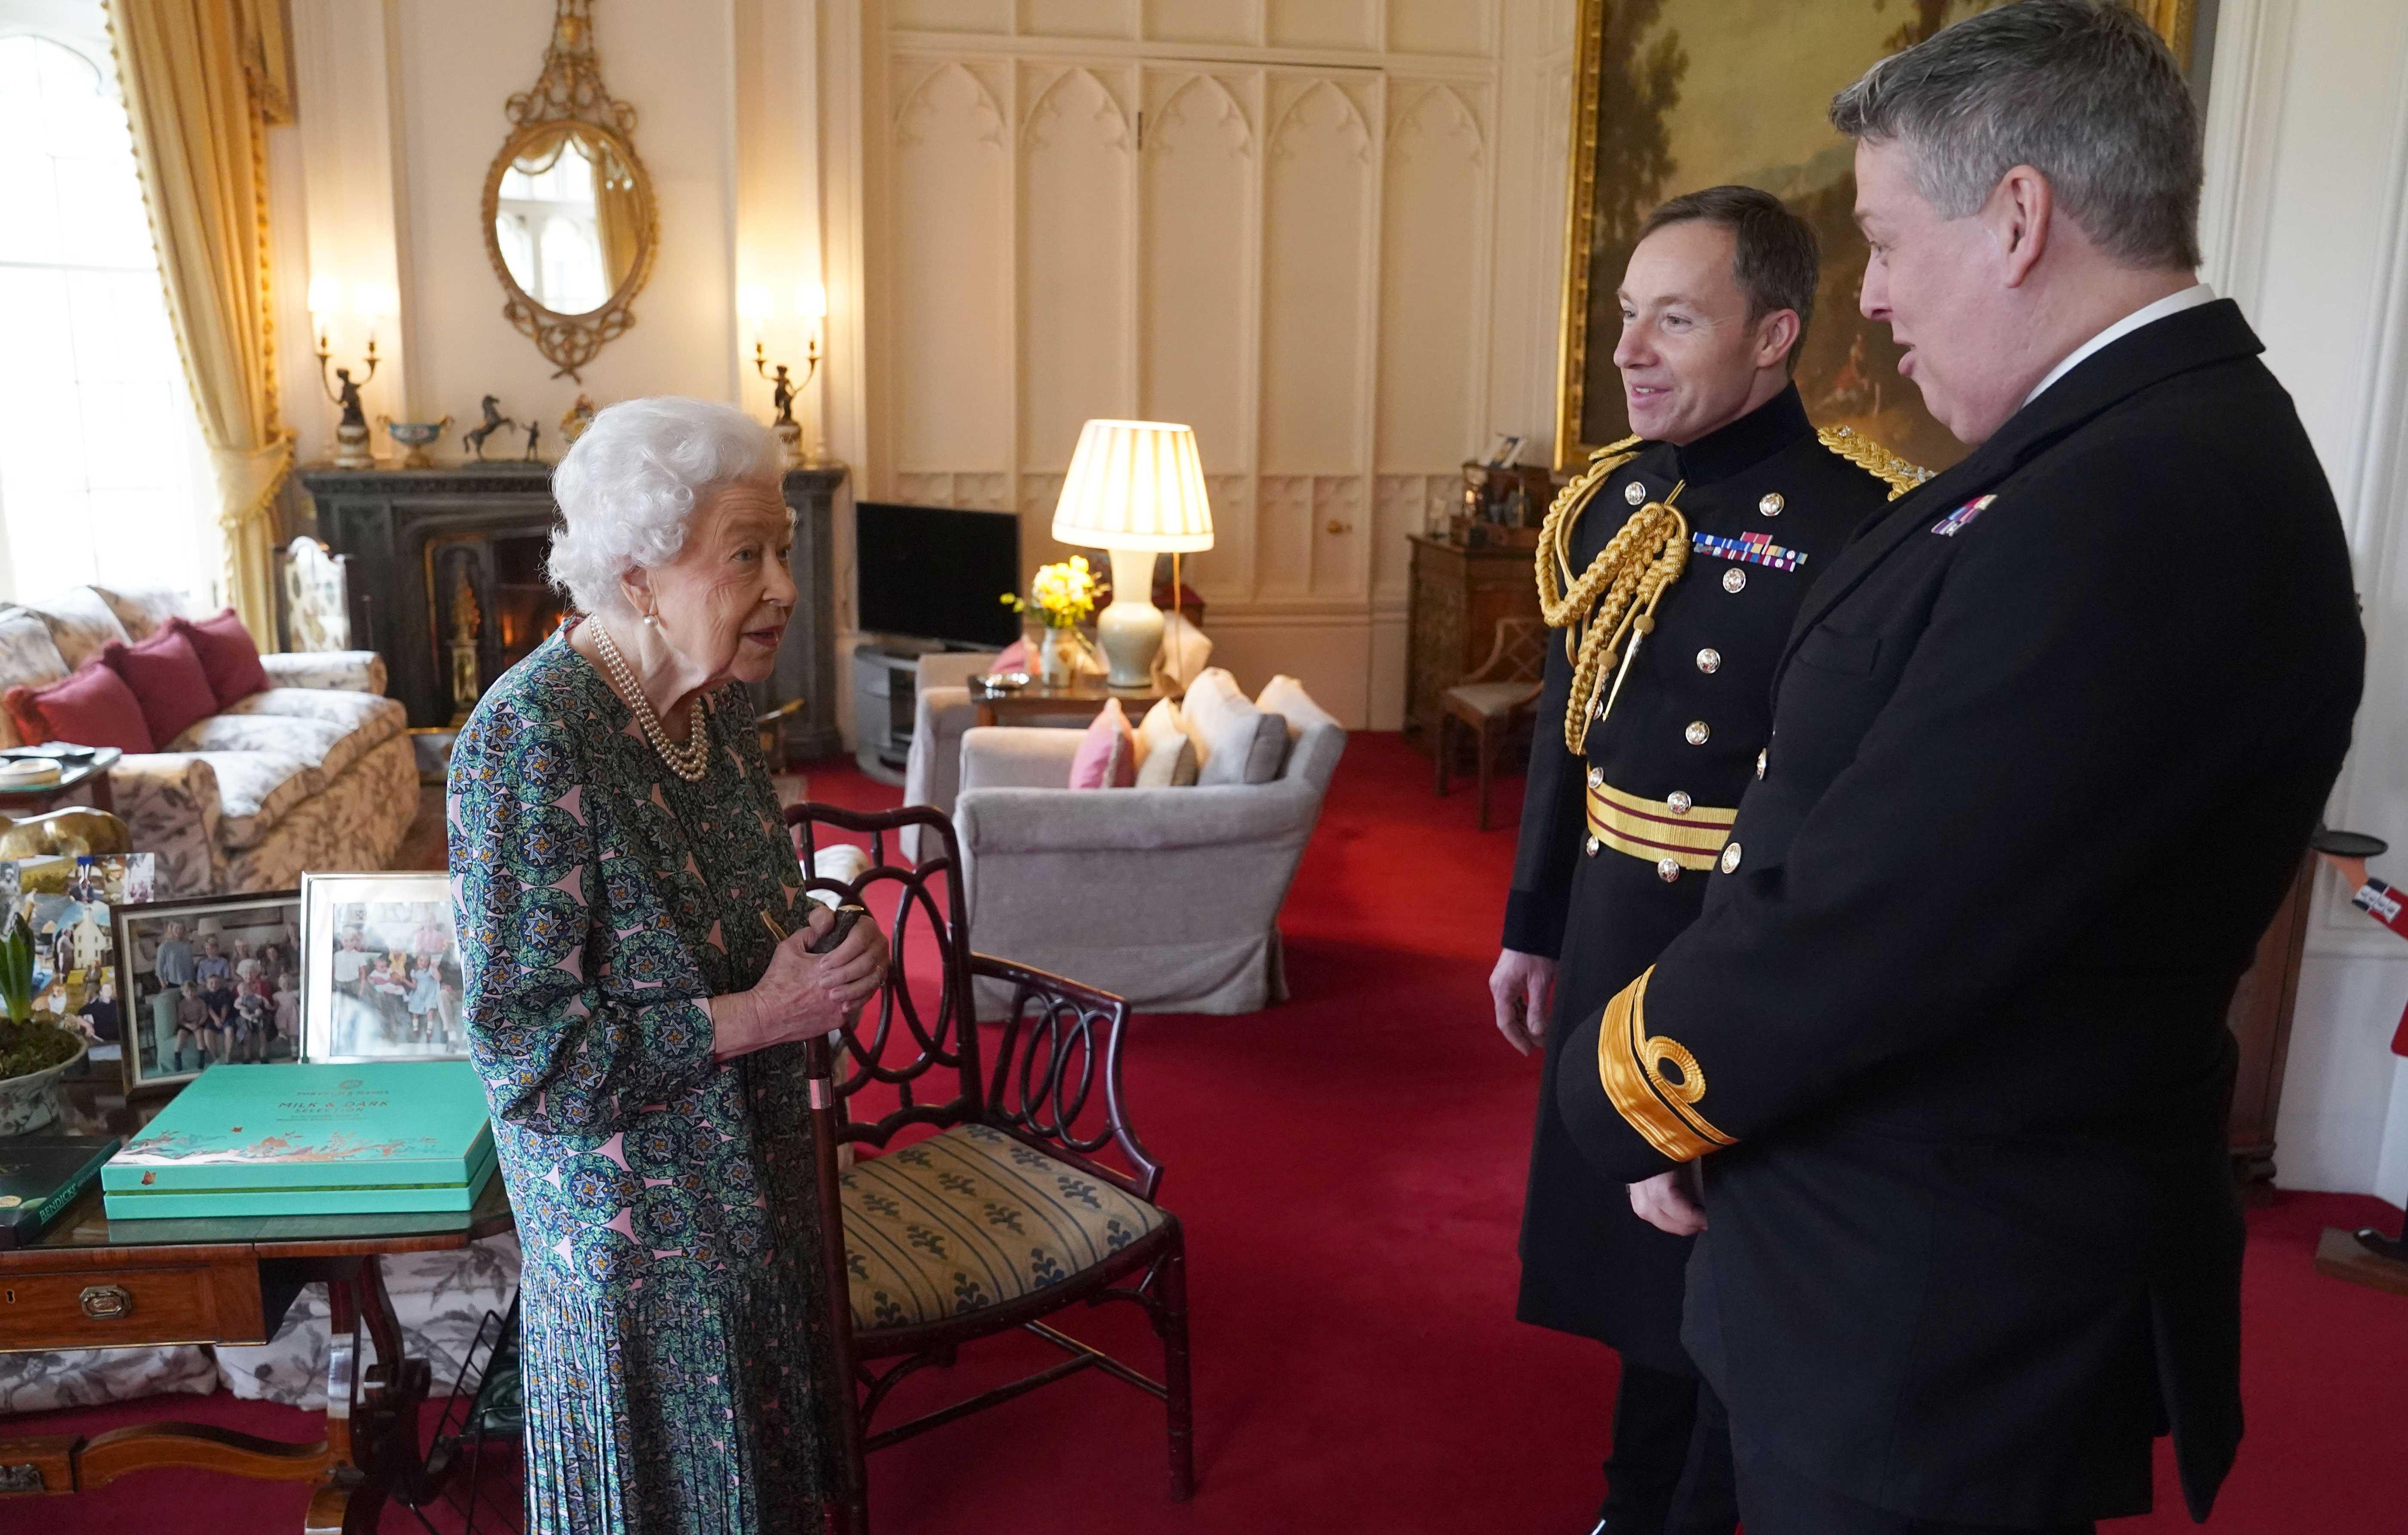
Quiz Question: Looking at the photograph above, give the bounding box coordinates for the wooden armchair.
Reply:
[786,801,1194,1534]
[1433,614,1548,830]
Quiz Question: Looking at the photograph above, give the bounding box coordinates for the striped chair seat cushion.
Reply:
[840,1121,1164,1331]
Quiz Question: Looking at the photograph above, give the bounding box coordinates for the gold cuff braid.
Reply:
[1595,967,1737,1164]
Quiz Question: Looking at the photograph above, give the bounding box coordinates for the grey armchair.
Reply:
[951,677,1345,1016]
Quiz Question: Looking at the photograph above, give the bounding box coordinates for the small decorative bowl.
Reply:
[381,414,453,469]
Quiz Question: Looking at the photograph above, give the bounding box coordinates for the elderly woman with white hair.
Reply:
[449,396,887,1534]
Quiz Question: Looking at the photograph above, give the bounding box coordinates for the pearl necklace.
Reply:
[590,619,710,782]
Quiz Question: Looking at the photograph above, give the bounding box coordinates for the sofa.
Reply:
[0,585,415,896]
[951,673,1346,1015]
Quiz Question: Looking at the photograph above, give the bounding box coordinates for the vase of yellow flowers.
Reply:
[1002,556,1099,686]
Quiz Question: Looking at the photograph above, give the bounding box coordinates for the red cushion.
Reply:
[4,662,155,754]
[104,628,215,748]
[172,609,269,708]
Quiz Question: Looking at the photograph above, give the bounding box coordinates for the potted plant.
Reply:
[1001,556,1100,686]
[0,904,86,1135]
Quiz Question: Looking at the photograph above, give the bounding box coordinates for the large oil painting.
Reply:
[1556,0,2201,473]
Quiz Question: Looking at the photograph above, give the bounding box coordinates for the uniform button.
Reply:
[1755,748,1767,780]
[1586,766,1603,789]
[1624,480,1647,505]
[1656,857,1682,883]
[1589,696,1603,720]
[1759,492,1784,517]
[1685,720,1710,746]
[1585,836,1601,857]
[1666,791,1692,815]
[1722,567,1747,594]
[1695,647,1720,673]
[1720,842,1743,874]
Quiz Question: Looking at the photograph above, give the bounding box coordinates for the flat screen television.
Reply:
[855,500,1023,648]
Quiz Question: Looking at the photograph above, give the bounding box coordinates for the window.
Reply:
[0,15,217,606]
[495,135,609,315]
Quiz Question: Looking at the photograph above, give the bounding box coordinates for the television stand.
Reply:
[850,639,949,784]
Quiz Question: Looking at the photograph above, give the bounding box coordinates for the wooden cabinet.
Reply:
[2227,853,2314,1195]
[1404,534,1542,750]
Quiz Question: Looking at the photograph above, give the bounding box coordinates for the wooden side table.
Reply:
[0,1176,514,1532]
[0,749,122,818]
[971,679,1175,728]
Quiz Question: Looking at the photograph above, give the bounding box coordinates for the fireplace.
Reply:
[298,461,844,755]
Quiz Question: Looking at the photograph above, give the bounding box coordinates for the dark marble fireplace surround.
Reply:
[298,462,843,758]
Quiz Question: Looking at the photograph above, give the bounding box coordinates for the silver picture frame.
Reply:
[298,871,469,1063]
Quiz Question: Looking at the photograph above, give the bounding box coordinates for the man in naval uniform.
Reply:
[1555,6,2364,1533]
[1490,185,1918,1534]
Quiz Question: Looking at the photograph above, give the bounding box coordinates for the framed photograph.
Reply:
[9,853,157,1071]
[111,890,301,1093]
[299,872,467,1063]
[1552,0,2200,473]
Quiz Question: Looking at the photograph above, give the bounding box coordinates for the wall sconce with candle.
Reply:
[742,279,826,468]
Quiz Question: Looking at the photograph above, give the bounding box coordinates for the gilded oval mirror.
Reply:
[481,2,656,380]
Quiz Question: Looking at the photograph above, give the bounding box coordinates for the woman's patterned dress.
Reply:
[449,627,838,1534]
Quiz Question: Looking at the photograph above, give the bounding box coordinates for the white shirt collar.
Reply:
[2021,282,2217,406]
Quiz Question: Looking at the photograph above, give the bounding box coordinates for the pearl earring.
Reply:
[644,612,661,628]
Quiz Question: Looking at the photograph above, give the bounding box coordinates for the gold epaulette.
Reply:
[1588,433,1642,462]
[1818,425,1931,501]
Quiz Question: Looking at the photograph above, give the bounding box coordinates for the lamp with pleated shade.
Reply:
[1050,419,1215,689]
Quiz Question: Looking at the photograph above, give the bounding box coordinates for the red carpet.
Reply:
[17,735,2405,1532]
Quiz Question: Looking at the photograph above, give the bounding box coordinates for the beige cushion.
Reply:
[1135,734,1197,788]
[1258,675,1340,745]
[1442,680,1539,718]
[169,715,357,782]
[1130,698,1197,788]
[190,751,323,852]
[841,1121,1165,1330]
[1181,667,1287,786]
[218,688,407,759]
[90,585,192,642]
[21,589,129,670]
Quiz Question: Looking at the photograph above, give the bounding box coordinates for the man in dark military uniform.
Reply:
[1555,7,2364,1534]
[1492,186,1916,1534]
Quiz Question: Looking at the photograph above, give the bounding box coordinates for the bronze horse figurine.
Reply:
[462,396,518,460]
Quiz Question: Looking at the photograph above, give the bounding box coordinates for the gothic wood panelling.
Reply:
[1018,65,1135,471]
[892,61,1013,472]
[1260,75,1377,596]
[1141,70,1258,598]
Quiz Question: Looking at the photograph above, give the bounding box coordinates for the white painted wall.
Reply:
[2200,0,2408,1203]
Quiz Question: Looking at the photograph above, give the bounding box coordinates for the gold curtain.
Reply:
[107,0,295,648]
[592,143,643,301]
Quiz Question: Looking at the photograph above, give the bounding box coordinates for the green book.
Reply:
[0,1134,121,1248]
[103,1061,495,1219]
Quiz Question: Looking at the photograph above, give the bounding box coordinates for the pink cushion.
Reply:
[105,628,215,747]
[1067,697,1135,789]
[4,662,156,753]
[988,639,1029,675]
[171,609,270,709]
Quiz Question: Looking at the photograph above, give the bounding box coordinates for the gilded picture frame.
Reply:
[1553,0,2203,473]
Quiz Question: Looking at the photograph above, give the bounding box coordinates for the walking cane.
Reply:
[763,907,873,1535]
